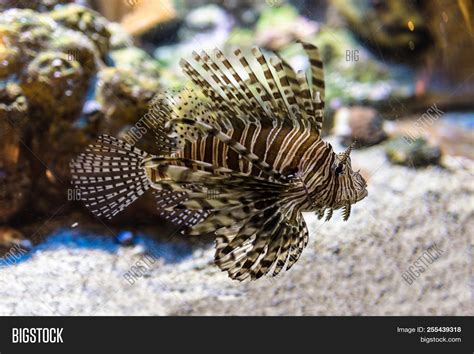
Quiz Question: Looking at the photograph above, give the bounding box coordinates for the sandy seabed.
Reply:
[1,141,473,315]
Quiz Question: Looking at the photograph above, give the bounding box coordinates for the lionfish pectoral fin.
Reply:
[184,191,282,235]
[69,135,150,219]
[179,175,308,281]
[153,190,208,229]
[213,210,309,281]
[146,157,287,230]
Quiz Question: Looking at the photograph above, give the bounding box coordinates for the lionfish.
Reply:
[70,41,368,281]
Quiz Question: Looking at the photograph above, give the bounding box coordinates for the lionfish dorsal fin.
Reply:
[178,42,326,135]
[251,46,290,121]
[300,41,325,104]
[269,55,303,122]
[300,41,325,134]
[151,86,219,148]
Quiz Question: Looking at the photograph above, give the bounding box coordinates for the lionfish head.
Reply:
[330,142,368,220]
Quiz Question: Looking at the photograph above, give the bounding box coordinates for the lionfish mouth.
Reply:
[357,188,368,201]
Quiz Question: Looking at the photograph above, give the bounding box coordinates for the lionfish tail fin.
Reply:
[70,135,150,219]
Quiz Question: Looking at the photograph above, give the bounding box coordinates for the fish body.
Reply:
[71,42,368,281]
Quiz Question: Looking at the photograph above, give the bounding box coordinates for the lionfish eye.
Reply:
[335,163,344,176]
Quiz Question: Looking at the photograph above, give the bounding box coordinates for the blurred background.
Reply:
[0,0,472,315]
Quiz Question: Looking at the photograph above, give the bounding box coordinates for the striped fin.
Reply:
[165,172,310,280]
[143,156,288,192]
[271,227,292,276]
[234,48,271,93]
[270,55,300,121]
[300,42,325,133]
[195,50,246,116]
[233,48,275,121]
[276,54,314,127]
[179,59,234,122]
[296,71,314,120]
[179,42,326,135]
[223,208,284,280]
[300,41,325,104]
[154,190,207,227]
[251,47,288,120]
[70,135,150,219]
[213,48,267,119]
[285,215,308,270]
[153,87,220,148]
[213,205,309,281]
[270,216,308,277]
[176,192,242,211]
[250,223,287,278]
[184,195,282,234]
[141,156,310,281]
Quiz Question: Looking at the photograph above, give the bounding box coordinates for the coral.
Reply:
[96,67,160,133]
[0,83,31,223]
[0,83,28,172]
[0,160,31,223]
[29,120,92,215]
[0,8,98,79]
[0,8,104,222]
[0,33,21,79]
[0,0,74,12]
[0,9,57,75]
[108,22,134,50]
[49,27,98,78]
[20,51,87,123]
[50,4,111,57]
[0,6,165,223]
[110,47,161,78]
[0,82,28,129]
